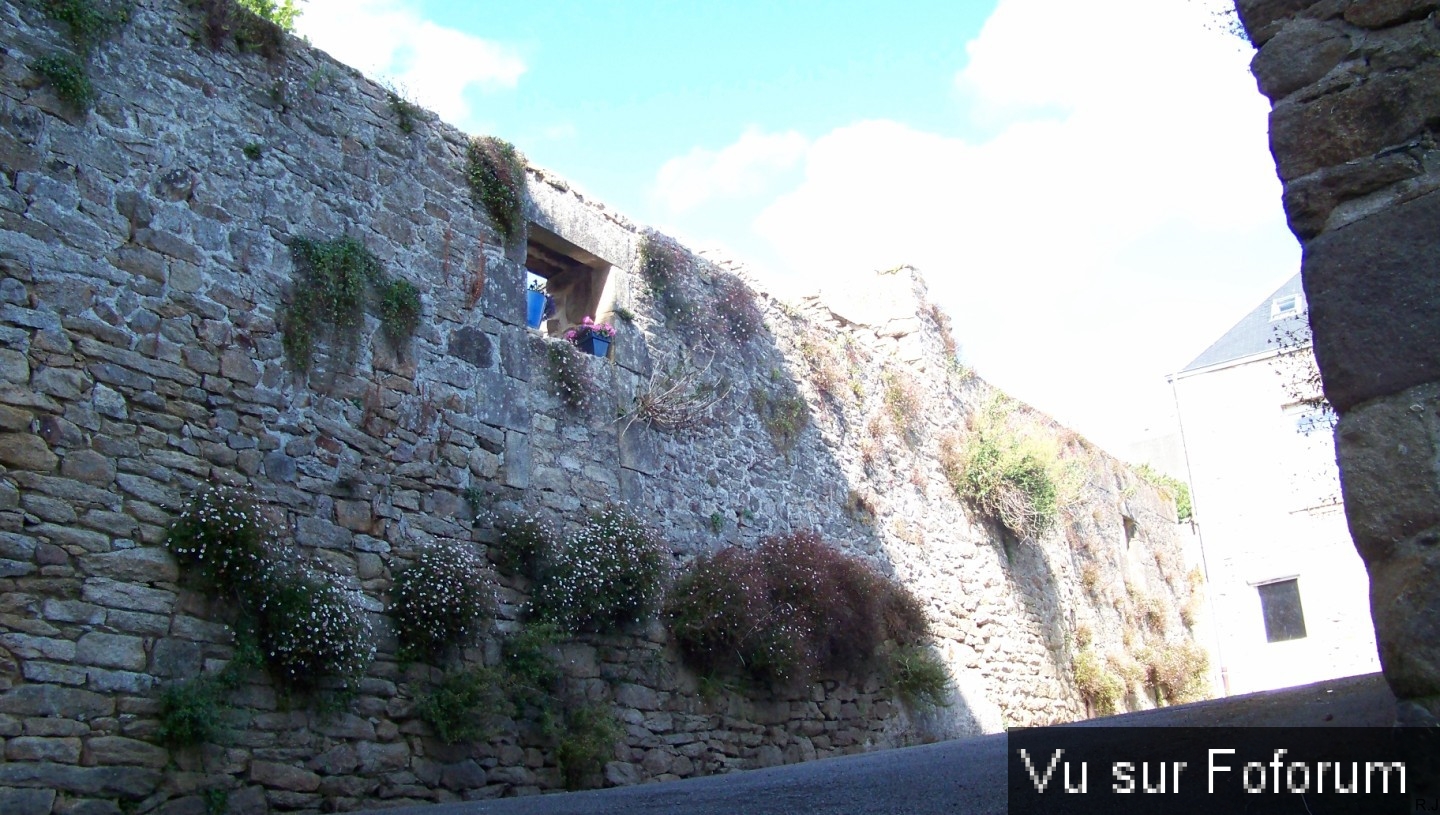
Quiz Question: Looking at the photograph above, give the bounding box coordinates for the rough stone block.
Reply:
[80,548,178,584]
[250,760,321,792]
[6,735,82,763]
[76,632,147,671]
[86,736,170,768]
[1270,63,1440,181]
[0,787,56,815]
[61,449,118,485]
[1250,18,1352,100]
[0,433,58,471]
[1343,0,1440,28]
[0,684,113,718]
[1304,188,1440,410]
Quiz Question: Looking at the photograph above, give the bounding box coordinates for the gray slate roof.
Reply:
[1181,273,1306,373]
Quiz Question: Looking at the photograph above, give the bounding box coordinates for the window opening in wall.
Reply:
[524,223,611,338]
[1270,294,1305,321]
[1122,515,1138,545]
[1256,577,1307,642]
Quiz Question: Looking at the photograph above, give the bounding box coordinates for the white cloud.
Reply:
[653,127,810,213]
[680,0,1297,452]
[295,0,525,128]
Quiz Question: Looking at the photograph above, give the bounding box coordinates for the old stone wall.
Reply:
[0,1,1202,813]
[1234,0,1440,723]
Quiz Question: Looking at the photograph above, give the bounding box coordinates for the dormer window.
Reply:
[1270,294,1305,321]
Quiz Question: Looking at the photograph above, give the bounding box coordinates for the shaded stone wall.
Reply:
[1234,0,1440,723]
[0,1,1203,813]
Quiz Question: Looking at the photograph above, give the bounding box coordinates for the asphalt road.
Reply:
[363,672,1393,815]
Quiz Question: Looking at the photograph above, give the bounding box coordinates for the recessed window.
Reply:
[524,223,611,337]
[1270,294,1305,321]
[1257,578,1307,642]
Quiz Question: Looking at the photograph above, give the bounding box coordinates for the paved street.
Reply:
[364,673,1392,815]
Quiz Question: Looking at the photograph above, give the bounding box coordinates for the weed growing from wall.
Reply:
[529,505,667,635]
[32,0,130,112]
[886,645,952,711]
[196,0,287,60]
[1139,641,1209,705]
[620,350,730,434]
[414,665,510,744]
[940,397,1079,541]
[751,374,809,454]
[280,235,423,371]
[555,703,622,790]
[155,635,260,748]
[713,272,765,343]
[883,371,924,441]
[1133,463,1192,522]
[666,531,930,689]
[390,542,496,664]
[637,230,700,332]
[32,52,95,110]
[543,340,592,411]
[797,334,848,403]
[466,136,526,242]
[1073,647,1124,715]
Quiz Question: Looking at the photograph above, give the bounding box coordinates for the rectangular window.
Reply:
[1257,578,1307,642]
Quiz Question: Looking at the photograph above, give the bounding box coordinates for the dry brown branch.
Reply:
[619,350,730,435]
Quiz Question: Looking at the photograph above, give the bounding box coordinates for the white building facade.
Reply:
[1170,274,1379,695]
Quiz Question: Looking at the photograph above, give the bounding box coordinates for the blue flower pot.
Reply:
[526,290,548,329]
[579,335,611,358]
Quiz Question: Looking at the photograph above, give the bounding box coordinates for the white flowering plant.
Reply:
[491,512,559,578]
[254,562,374,691]
[167,485,375,694]
[390,542,496,664]
[166,485,276,592]
[544,340,592,411]
[530,505,667,634]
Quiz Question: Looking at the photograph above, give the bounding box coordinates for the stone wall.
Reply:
[0,1,1202,812]
[1233,0,1440,724]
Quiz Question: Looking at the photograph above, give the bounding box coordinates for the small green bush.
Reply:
[236,0,301,31]
[376,277,422,349]
[941,397,1078,540]
[556,703,622,790]
[390,542,495,664]
[280,235,422,370]
[752,377,809,454]
[1141,641,1210,705]
[887,645,952,710]
[32,53,95,111]
[666,531,929,688]
[156,673,229,748]
[1133,463,1192,522]
[41,0,130,52]
[466,136,527,241]
[1073,648,1124,715]
[530,505,667,635]
[415,665,510,744]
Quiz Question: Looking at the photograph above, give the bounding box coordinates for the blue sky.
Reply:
[297,0,1301,462]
